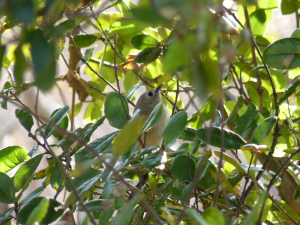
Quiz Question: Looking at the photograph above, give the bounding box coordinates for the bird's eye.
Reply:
[148,92,153,97]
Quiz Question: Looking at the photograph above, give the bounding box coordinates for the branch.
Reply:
[258,147,300,224]
[243,7,264,114]
[33,88,97,225]
[68,34,134,106]
[224,6,280,201]
[0,94,163,225]
[113,34,130,120]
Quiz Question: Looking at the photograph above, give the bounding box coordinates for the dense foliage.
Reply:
[1,0,300,224]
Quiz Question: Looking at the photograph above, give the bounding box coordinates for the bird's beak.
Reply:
[155,83,164,95]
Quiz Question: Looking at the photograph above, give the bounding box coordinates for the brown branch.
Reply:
[243,7,264,114]
[224,6,280,201]
[0,94,163,225]
[258,147,300,224]
[172,79,180,116]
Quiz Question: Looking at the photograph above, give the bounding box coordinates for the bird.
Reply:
[133,83,170,149]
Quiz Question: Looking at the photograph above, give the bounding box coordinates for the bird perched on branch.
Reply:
[134,83,170,148]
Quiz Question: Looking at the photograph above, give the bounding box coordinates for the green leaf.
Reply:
[76,48,94,69]
[70,102,83,117]
[249,10,267,36]
[44,106,70,139]
[50,165,63,190]
[55,19,77,35]
[14,154,43,192]
[0,173,14,203]
[163,40,190,73]
[213,151,246,175]
[0,82,13,109]
[104,92,129,129]
[196,127,246,150]
[27,29,56,90]
[250,116,277,144]
[126,82,142,100]
[130,34,158,50]
[109,18,148,36]
[141,102,163,134]
[20,185,44,206]
[66,167,101,195]
[278,75,300,105]
[0,46,6,73]
[234,102,259,138]
[75,132,118,164]
[142,151,163,169]
[7,0,34,24]
[19,107,36,128]
[0,146,30,173]
[243,191,267,225]
[25,198,49,225]
[110,194,140,225]
[170,155,195,182]
[0,207,14,224]
[185,208,210,225]
[79,199,113,212]
[179,128,196,141]
[73,34,97,48]
[291,28,300,38]
[202,207,225,225]
[258,0,278,9]
[263,38,300,70]
[163,111,187,146]
[14,45,27,87]
[131,8,168,26]
[84,100,103,124]
[281,0,300,15]
[295,184,300,200]
[113,116,142,157]
[188,99,216,129]
[135,47,162,64]
[17,197,63,224]
[77,116,106,143]
[224,96,243,125]
[99,208,114,225]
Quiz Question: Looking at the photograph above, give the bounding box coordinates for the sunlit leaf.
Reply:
[0,146,30,173]
[14,154,43,192]
[130,34,159,50]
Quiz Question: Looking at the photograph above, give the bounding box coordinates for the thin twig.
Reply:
[33,88,98,225]
[258,147,300,224]
[114,34,130,120]
[296,10,300,29]
[224,6,280,201]
[68,34,133,104]
[0,94,163,225]
[243,7,264,114]
[214,38,225,207]
[238,153,254,216]
[172,79,180,116]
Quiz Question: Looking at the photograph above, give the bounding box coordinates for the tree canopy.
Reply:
[1,0,300,224]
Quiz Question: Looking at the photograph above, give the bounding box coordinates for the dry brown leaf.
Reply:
[119,55,142,72]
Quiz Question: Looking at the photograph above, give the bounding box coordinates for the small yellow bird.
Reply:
[133,83,170,148]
